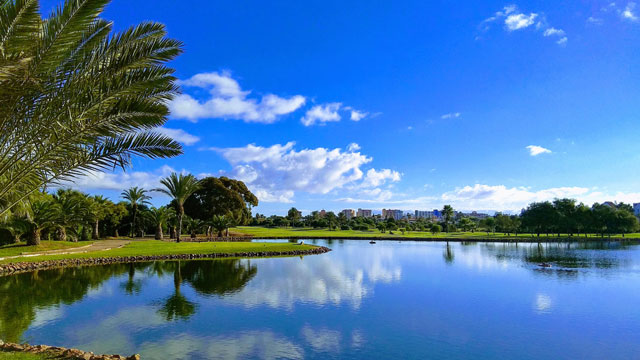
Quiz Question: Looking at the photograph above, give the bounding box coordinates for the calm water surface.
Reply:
[1,240,640,359]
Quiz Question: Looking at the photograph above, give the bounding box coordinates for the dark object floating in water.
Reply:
[370,241,376,244]
[538,263,552,268]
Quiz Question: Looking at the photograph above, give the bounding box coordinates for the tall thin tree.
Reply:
[155,173,200,242]
[121,187,150,237]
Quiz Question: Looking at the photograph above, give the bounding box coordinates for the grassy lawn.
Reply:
[232,226,640,240]
[0,241,93,258]
[0,352,51,360]
[0,240,320,265]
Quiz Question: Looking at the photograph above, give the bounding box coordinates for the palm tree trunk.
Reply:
[28,228,41,246]
[58,227,68,242]
[92,220,100,240]
[131,205,137,238]
[156,224,163,240]
[177,208,183,243]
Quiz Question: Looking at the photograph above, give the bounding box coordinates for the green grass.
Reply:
[232,226,640,240]
[0,351,52,360]
[0,241,93,258]
[0,240,320,265]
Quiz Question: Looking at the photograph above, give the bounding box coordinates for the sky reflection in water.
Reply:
[1,240,640,359]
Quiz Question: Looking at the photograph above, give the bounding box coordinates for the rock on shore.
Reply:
[0,340,140,359]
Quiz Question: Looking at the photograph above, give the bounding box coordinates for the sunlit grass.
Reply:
[0,240,319,264]
[232,226,640,240]
[0,241,93,258]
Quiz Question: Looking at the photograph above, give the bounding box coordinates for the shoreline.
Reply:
[251,235,639,242]
[0,246,331,276]
[0,340,139,360]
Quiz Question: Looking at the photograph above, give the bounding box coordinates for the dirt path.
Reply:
[0,240,130,261]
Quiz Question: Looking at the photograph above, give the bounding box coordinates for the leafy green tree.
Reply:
[121,187,151,237]
[88,195,111,239]
[0,0,183,218]
[183,177,258,225]
[430,223,442,235]
[287,207,301,227]
[156,173,200,242]
[481,217,496,235]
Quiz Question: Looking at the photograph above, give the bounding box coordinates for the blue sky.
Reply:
[49,0,640,214]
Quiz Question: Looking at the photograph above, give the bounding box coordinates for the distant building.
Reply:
[465,211,489,219]
[634,203,640,217]
[382,209,403,220]
[415,210,433,219]
[602,201,616,208]
[319,210,326,218]
[357,209,372,218]
[341,209,355,219]
[433,209,442,219]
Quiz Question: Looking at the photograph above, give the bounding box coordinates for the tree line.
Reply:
[0,174,258,246]
[250,199,639,238]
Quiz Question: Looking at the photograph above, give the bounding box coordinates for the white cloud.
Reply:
[169,71,306,123]
[543,27,565,37]
[347,143,361,152]
[526,145,552,156]
[622,2,638,20]
[301,103,342,126]
[441,112,461,119]
[214,142,377,202]
[587,16,604,24]
[481,6,566,45]
[361,169,401,188]
[349,109,368,121]
[156,127,200,145]
[505,13,538,30]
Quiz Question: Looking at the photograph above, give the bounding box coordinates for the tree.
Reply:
[156,173,200,242]
[210,215,232,237]
[20,197,58,245]
[0,0,184,218]
[287,207,301,227]
[52,189,85,242]
[442,205,454,232]
[183,177,258,225]
[430,223,442,235]
[121,187,151,237]
[521,202,556,237]
[149,206,175,240]
[88,195,111,239]
[481,217,496,235]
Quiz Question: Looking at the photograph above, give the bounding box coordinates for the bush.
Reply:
[340,225,351,230]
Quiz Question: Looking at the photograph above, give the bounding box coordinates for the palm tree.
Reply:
[210,215,232,238]
[155,173,200,242]
[0,0,184,218]
[442,205,454,233]
[149,206,174,240]
[21,200,58,246]
[52,189,84,242]
[88,195,110,239]
[121,187,150,237]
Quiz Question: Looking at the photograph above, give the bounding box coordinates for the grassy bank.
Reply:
[0,241,93,258]
[232,226,640,240]
[0,240,322,265]
[0,352,49,359]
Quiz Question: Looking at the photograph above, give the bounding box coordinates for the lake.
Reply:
[1,239,640,359]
